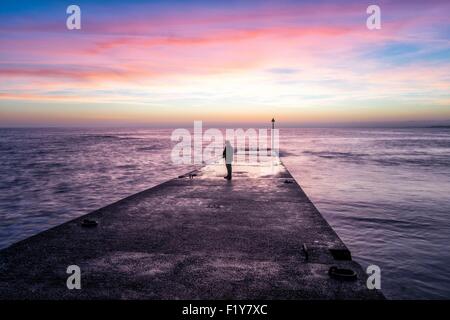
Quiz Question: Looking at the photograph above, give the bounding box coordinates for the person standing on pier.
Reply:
[223,140,233,180]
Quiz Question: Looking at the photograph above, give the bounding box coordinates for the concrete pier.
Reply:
[0,153,383,299]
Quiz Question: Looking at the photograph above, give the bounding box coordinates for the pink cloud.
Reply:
[0,0,448,117]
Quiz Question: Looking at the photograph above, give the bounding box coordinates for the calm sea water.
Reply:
[0,127,449,299]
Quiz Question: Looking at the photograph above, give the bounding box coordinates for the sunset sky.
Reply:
[0,0,449,127]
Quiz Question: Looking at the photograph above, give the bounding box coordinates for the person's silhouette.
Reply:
[223,140,233,180]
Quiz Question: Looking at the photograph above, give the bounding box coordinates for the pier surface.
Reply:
[0,154,383,299]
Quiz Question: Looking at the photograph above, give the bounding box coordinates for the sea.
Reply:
[0,127,449,299]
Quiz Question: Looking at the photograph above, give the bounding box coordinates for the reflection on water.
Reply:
[281,128,450,299]
[0,127,449,299]
[0,128,197,250]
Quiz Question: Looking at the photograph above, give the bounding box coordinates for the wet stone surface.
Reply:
[0,155,384,299]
